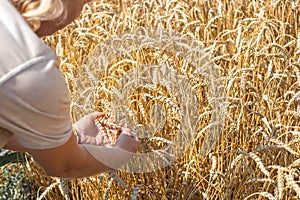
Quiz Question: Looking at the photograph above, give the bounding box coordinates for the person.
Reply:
[0,0,139,178]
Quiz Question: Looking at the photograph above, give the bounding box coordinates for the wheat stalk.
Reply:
[16,0,300,199]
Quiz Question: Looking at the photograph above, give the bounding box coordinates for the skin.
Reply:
[3,0,140,178]
[4,112,139,178]
[36,0,90,37]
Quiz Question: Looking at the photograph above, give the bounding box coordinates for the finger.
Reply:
[128,139,140,152]
[120,127,131,136]
[95,134,103,145]
[131,133,139,141]
[132,140,140,152]
[90,112,106,120]
[95,112,106,118]
[119,131,139,142]
[107,117,115,122]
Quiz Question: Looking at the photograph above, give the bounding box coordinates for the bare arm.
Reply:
[4,133,112,178]
[4,128,139,178]
[3,112,139,178]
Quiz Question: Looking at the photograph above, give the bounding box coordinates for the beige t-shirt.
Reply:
[0,0,72,149]
[0,1,135,171]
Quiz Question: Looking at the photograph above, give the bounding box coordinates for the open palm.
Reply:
[73,112,108,145]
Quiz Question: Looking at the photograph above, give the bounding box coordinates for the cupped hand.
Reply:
[115,126,140,153]
[73,112,108,145]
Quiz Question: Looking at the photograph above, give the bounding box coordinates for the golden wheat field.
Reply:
[2,0,300,199]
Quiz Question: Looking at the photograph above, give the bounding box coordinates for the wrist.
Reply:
[73,126,81,144]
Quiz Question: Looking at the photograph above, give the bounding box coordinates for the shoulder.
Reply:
[0,0,53,61]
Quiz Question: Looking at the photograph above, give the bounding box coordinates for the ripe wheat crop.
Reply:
[2,0,299,199]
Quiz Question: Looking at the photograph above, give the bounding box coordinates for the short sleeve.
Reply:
[0,58,73,149]
[0,0,72,149]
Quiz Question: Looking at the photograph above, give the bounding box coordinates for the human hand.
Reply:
[73,112,108,145]
[115,126,140,153]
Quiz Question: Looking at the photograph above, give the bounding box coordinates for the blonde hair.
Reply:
[11,0,64,31]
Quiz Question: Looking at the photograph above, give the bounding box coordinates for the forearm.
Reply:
[4,134,114,178]
[28,134,114,178]
[57,143,114,178]
[63,144,135,178]
[3,128,137,178]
